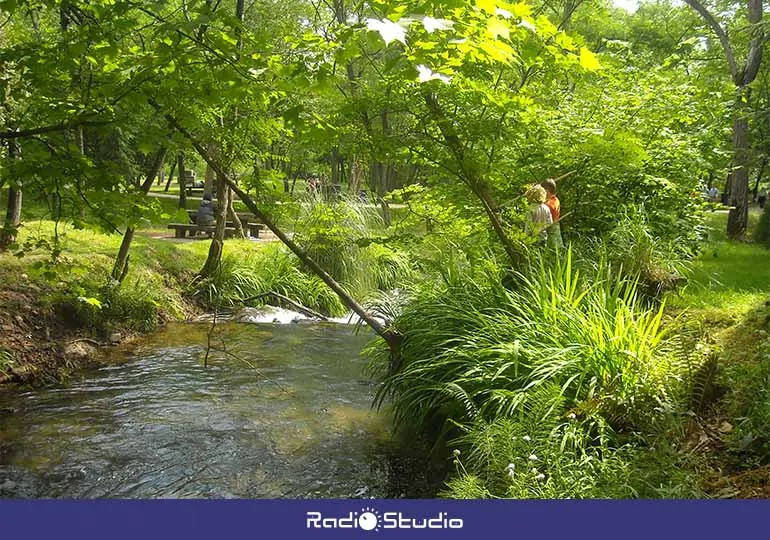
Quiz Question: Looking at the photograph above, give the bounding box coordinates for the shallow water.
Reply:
[0,322,418,498]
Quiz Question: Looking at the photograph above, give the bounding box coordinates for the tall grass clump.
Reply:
[601,208,688,298]
[368,247,696,498]
[292,196,380,287]
[374,248,679,435]
[194,244,346,316]
[289,196,415,297]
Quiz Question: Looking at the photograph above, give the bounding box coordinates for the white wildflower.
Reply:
[522,435,531,442]
[505,463,515,478]
[453,449,461,457]
[568,413,576,420]
[528,454,538,461]
[535,473,546,480]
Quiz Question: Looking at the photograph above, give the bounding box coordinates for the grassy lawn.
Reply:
[671,208,769,314]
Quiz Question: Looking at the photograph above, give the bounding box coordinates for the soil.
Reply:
[688,300,770,498]
[0,280,127,386]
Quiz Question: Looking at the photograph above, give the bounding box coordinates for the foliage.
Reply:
[599,207,690,297]
[374,248,678,435]
[443,390,701,498]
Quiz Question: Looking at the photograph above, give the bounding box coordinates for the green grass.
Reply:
[671,209,770,313]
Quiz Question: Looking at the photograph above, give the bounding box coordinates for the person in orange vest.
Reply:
[541,178,563,249]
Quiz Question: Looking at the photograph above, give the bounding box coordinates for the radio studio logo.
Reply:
[306,506,464,531]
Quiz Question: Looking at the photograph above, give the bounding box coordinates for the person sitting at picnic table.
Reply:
[196,193,216,235]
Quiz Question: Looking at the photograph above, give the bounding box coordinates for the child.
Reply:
[541,178,563,249]
[525,184,552,245]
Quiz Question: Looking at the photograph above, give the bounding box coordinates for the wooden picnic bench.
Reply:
[167,210,266,239]
[168,223,237,238]
[185,209,264,238]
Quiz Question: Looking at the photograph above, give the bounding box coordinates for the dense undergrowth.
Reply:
[367,208,770,498]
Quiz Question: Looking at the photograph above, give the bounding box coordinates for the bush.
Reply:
[374,248,679,435]
[601,207,689,298]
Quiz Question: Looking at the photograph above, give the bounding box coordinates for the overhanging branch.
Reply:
[682,0,739,82]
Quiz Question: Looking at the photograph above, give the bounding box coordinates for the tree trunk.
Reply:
[226,186,245,239]
[683,0,763,239]
[727,91,750,239]
[0,138,21,251]
[199,172,229,278]
[204,161,215,195]
[0,187,22,251]
[753,155,767,200]
[178,153,188,209]
[164,159,177,192]
[111,146,167,281]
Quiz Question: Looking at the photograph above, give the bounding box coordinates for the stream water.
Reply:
[0,320,436,498]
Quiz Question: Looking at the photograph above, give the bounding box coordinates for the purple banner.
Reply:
[1,499,768,539]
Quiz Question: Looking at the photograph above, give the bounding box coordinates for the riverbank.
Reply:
[0,210,414,386]
[0,223,306,385]
[0,222,201,384]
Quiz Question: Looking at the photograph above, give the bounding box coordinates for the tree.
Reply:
[683,0,765,238]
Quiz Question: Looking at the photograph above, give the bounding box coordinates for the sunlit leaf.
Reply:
[579,47,601,70]
[366,18,407,45]
[487,19,510,40]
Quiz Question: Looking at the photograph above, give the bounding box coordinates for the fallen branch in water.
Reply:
[242,291,329,321]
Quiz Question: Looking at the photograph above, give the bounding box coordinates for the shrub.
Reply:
[374,248,678,435]
[602,207,689,298]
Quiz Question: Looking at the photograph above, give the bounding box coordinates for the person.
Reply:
[708,186,718,203]
[759,188,767,209]
[540,178,563,249]
[306,176,317,194]
[524,184,552,246]
[195,193,216,235]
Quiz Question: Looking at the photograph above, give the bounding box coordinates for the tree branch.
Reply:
[682,0,739,82]
[0,118,111,140]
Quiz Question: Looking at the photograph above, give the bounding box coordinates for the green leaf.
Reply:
[476,0,497,15]
[579,47,601,70]
[78,297,103,309]
[487,19,510,40]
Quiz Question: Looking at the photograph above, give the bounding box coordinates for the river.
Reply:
[0,320,438,498]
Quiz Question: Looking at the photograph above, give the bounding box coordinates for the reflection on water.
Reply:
[0,322,422,498]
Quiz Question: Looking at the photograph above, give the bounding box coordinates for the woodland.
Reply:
[0,0,769,498]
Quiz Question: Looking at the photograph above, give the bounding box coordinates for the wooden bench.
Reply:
[185,183,205,195]
[186,210,265,238]
[168,223,233,238]
[167,222,265,239]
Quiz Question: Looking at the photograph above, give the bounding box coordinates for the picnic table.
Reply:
[166,210,265,238]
